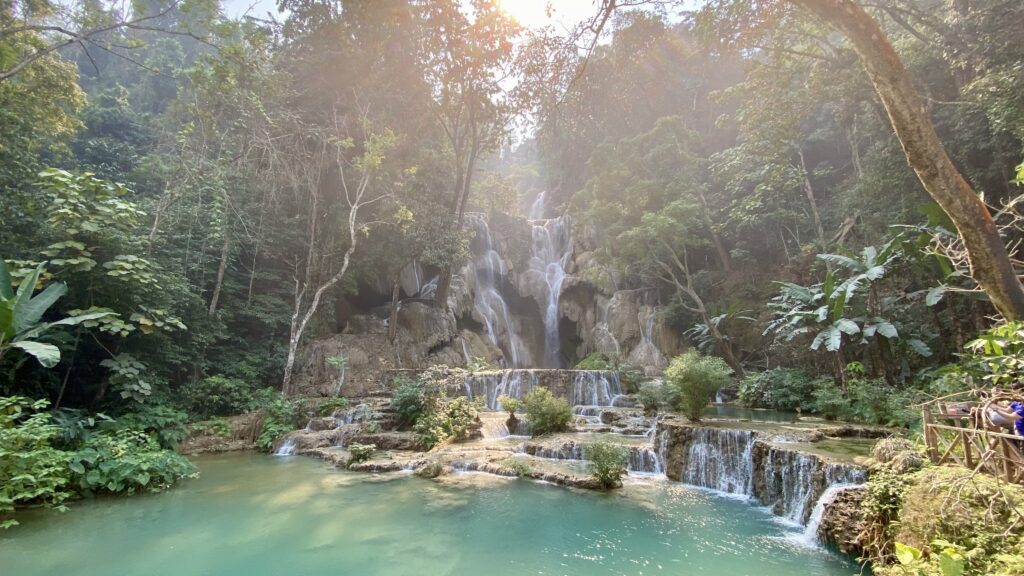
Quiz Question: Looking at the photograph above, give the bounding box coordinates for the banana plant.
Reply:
[0,260,111,368]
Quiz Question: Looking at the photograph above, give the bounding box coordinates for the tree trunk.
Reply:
[208,219,231,316]
[797,147,827,247]
[388,277,400,342]
[789,0,1024,321]
[698,192,731,272]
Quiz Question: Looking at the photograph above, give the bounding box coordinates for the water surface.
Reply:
[0,453,857,576]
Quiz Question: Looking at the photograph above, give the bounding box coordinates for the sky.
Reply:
[221,0,603,29]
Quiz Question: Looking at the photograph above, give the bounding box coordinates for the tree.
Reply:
[665,349,732,422]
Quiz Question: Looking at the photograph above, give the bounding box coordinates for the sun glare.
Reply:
[497,0,596,30]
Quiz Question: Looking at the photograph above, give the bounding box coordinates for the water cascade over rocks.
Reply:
[463,369,621,411]
[655,422,867,525]
[466,214,527,367]
[527,215,572,368]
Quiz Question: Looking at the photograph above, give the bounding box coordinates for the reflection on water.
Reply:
[704,404,800,423]
[0,453,856,576]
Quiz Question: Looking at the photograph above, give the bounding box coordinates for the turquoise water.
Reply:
[704,404,800,423]
[0,453,857,576]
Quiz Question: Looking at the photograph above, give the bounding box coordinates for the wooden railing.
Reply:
[921,392,1024,484]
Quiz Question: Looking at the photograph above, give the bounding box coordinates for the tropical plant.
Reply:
[0,260,110,368]
[179,375,259,420]
[637,381,669,413]
[522,388,572,436]
[390,377,425,429]
[0,396,72,528]
[665,350,732,422]
[346,442,376,468]
[318,397,351,417]
[466,356,493,372]
[256,395,307,451]
[584,440,628,489]
[963,321,1024,388]
[67,429,196,495]
[414,396,481,449]
[575,352,611,370]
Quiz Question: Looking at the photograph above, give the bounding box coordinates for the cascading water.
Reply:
[464,370,540,410]
[628,447,664,475]
[528,190,546,220]
[274,436,297,456]
[679,428,756,495]
[466,215,526,367]
[527,215,572,368]
[794,483,861,547]
[571,370,622,406]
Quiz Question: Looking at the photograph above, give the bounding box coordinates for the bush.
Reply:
[496,394,521,415]
[318,397,351,416]
[115,401,190,449]
[522,388,572,436]
[812,379,850,421]
[67,429,196,496]
[617,363,646,393]
[0,397,72,529]
[497,457,532,477]
[637,381,667,413]
[346,442,376,468]
[737,368,821,411]
[414,397,481,449]
[584,440,628,489]
[466,356,493,372]
[665,350,732,422]
[188,418,231,438]
[179,375,258,420]
[575,352,611,370]
[390,377,425,428]
[256,394,307,451]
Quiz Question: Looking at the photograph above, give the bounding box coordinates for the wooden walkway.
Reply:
[921,392,1024,484]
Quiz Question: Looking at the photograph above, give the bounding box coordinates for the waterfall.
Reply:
[794,483,860,547]
[627,447,664,475]
[680,428,756,495]
[528,216,572,368]
[274,436,297,456]
[528,191,546,220]
[464,370,540,410]
[570,370,622,406]
[466,215,526,367]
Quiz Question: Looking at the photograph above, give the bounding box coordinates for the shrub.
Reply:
[584,440,628,489]
[737,368,821,411]
[318,397,351,416]
[637,381,667,413]
[188,418,231,438]
[178,375,257,420]
[496,394,521,415]
[466,356,493,372]
[67,429,196,496]
[665,350,732,422]
[522,388,572,436]
[497,457,532,477]
[617,363,646,393]
[812,379,850,421]
[0,397,72,529]
[115,401,190,449]
[346,442,376,468]
[575,352,611,370]
[256,394,307,451]
[414,397,481,449]
[390,377,425,428]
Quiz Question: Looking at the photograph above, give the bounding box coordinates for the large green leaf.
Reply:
[14,281,67,336]
[0,259,12,300]
[12,263,43,315]
[811,326,842,352]
[0,299,13,338]
[10,341,61,368]
[16,311,114,341]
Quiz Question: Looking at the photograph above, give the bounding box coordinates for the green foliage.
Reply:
[737,368,823,411]
[637,381,669,413]
[390,376,426,429]
[466,356,493,372]
[67,429,196,495]
[256,394,307,451]
[497,457,532,477]
[522,388,572,436]
[584,440,628,489]
[318,397,351,417]
[115,402,190,449]
[665,350,732,422]
[99,353,152,403]
[413,396,481,449]
[575,352,611,370]
[179,375,259,420]
[496,394,521,415]
[345,442,376,468]
[188,418,231,439]
[964,321,1024,388]
[0,397,72,528]
[616,363,646,394]
[0,260,111,368]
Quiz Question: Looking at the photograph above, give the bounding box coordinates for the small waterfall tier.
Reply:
[463,369,622,411]
[655,422,867,526]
